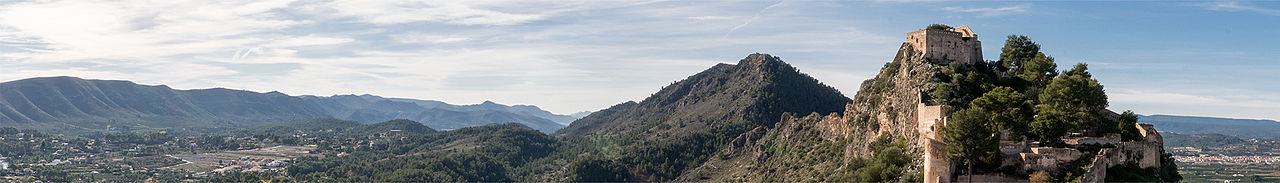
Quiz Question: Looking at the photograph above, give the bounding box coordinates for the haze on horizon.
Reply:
[1,0,1277,120]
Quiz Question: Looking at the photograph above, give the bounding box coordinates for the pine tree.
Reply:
[999,35,1041,73]
[1032,63,1108,144]
[942,108,1000,183]
[969,86,1034,138]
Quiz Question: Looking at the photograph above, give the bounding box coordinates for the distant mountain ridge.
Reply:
[0,76,572,134]
[298,94,567,132]
[1139,114,1280,138]
[0,76,329,134]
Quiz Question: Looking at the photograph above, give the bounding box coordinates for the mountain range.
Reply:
[1139,114,1280,138]
[4,41,1207,182]
[0,76,577,134]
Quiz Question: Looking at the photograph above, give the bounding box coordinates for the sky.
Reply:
[0,0,1277,120]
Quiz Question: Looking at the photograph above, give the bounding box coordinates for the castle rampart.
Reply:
[917,103,951,183]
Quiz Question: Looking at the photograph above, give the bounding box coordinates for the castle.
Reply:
[905,26,983,65]
[908,26,1165,183]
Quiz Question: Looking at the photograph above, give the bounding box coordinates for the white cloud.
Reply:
[392,33,473,44]
[0,0,302,62]
[872,0,945,3]
[264,35,354,48]
[10,0,1265,122]
[726,0,788,38]
[687,16,735,20]
[1109,88,1280,120]
[1195,1,1280,16]
[323,0,549,25]
[942,5,1029,17]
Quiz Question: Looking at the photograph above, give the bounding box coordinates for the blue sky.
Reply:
[0,0,1277,120]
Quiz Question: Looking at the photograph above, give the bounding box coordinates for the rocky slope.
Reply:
[557,54,850,138]
[553,54,852,181]
[673,43,943,181]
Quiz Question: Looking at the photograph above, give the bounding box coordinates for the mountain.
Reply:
[380,97,581,125]
[0,76,328,134]
[568,111,592,119]
[246,118,437,136]
[0,76,571,135]
[551,53,852,181]
[298,95,565,133]
[1139,114,1280,138]
[672,43,947,181]
[558,53,850,137]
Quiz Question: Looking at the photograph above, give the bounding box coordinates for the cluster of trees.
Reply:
[937,33,1173,181]
[843,137,918,182]
[283,123,559,182]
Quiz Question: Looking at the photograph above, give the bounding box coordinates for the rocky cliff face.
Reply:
[674,43,944,181]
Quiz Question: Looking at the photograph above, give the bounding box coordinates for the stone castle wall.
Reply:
[917,103,950,183]
[905,26,982,65]
[909,25,985,183]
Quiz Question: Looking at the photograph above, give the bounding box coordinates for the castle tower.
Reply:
[918,103,952,183]
[905,25,983,65]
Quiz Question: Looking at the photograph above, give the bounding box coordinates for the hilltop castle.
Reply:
[908,26,1166,183]
[905,25,983,65]
[910,25,981,183]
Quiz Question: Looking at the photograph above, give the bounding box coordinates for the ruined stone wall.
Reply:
[1136,123,1163,144]
[922,139,951,183]
[1080,149,1111,183]
[1020,147,1084,173]
[917,103,951,183]
[1109,142,1163,168]
[916,104,945,141]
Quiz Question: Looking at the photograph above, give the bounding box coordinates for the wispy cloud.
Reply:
[0,0,894,115]
[724,0,787,38]
[1109,88,1280,120]
[322,0,549,25]
[872,0,944,3]
[4,0,1269,121]
[1194,1,1280,16]
[392,33,473,44]
[942,4,1029,17]
[687,16,735,20]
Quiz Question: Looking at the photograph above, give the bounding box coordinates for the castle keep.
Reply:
[905,26,983,65]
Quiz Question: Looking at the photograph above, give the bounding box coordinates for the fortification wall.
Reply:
[907,25,985,183]
[1136,123,1163,144]
[923,139,951,183]
[1080,149,1111,183]
[917,103,950,183]
[916,103,945,141]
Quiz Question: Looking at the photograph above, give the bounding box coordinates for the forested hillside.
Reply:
[0,77,572,135]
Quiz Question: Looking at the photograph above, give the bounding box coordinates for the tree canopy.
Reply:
[969,86,1034,138]
[943,107,1001,181]
[1032,63,1108,144]
[928,24,954,30]
[999,35,1041,73]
